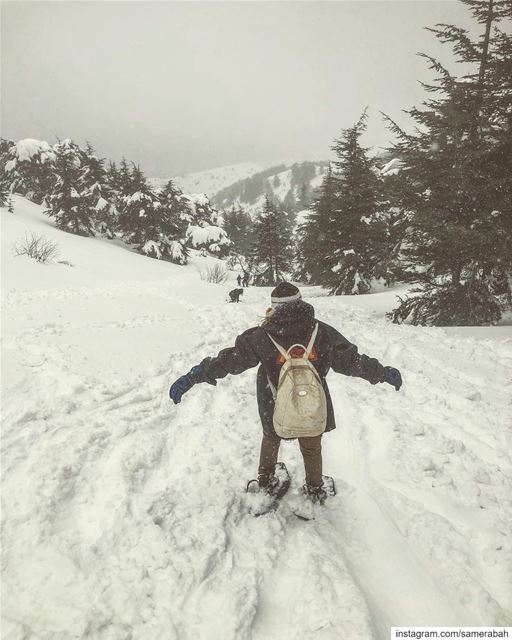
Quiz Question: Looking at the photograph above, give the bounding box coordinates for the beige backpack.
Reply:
[266,323,327,439]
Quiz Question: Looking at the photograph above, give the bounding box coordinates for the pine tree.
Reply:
[117,164,158,249]
[7,194,14,213]
[4,139,56,204]
[377,169,412,284]
[155,179,191,264]
[45,139,94,236]
[184,193,215,227]
[480,1,512,303]
[106,161,121,193]
[118,158,133,194]
[327,110,383,295]
[223,204,253,257]
[81,143,117,237]
[295,166,338,284]
[117,167,191,262]
[110,158,133,211]
[251,196,293,285]
[158,180,191,235]
[183,193,231,257]
[0,139,13,199]
[386,0,512,325]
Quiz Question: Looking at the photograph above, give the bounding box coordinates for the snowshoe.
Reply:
[245,462,291,516]
[291,475,336,521]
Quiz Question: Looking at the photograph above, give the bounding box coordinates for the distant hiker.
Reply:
[237,274,242,286]
[170,282,402,505]
[242,271,250,287]
[228,288,243,303]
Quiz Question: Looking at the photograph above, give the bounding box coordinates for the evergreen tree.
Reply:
[81,143,117,237]
[45,139,94,236]
[251,196,293,286]
[271,189,297,242]
[110,158,133,212]
[106,161,121,193]
[158,180,192,234]
[479,1,512,302]
[187,193,220,227]
[155,179,191,264]
[183,193,231,257]
[7,194,14,213]
[223,204,253,257]
[4,138,56,204]
[0,139,13,197]
[118,158,133,194]
[117,164,158,249]
[327,110,383,295]
[377,169,412,284]
[295,166,338,284]
[117,167,191,262]
[386,0,512,325]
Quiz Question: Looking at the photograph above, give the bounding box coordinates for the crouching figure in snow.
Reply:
[228,288,244,303]
[169,282,402,505]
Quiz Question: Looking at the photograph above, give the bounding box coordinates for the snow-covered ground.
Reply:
[2,198,512,639]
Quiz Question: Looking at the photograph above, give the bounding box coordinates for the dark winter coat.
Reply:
[197,300,386,438]
[228,288,243,302]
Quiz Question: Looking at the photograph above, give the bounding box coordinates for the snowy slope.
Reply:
[151,162,264,199]
[2,198,512,639]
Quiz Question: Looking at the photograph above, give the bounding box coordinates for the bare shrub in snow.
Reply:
[12,232,60,264]
[200,264,228,284]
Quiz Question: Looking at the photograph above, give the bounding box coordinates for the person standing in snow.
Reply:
[169,282,402,502]
[242,271,250,287]
[237,274,242,287]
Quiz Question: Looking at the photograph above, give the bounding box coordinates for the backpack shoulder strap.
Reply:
[267,323,319,361]
[304,323,319,359]
[266,332,289,360]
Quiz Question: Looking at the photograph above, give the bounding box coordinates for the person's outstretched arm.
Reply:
[329,328,402,391]
[170,329,260,404]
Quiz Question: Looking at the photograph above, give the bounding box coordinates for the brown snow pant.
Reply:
[258,432,323,488]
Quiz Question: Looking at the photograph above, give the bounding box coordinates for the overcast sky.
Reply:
[2,1,479,176]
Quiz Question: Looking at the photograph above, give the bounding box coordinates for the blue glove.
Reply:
[169,373,194,404]
[384,366,402,391]
[169,365,215,404]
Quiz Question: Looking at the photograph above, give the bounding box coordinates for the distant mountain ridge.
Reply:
[212,161,329,215]
[150,162,264,199]
[151,160,330,215]
[152,153,395,216]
